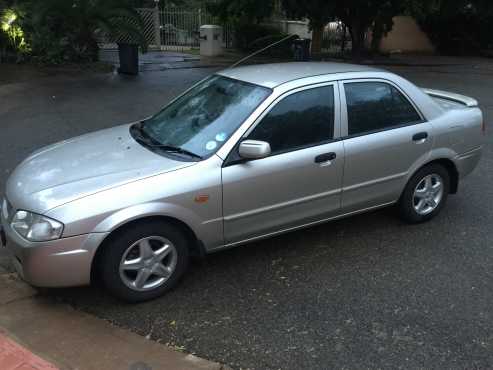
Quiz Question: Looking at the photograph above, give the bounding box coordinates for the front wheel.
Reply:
[100,221,189,302]
[399,164,450,223]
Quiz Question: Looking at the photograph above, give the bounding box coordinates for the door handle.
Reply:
[412,132,428,141]
[315,152,336,163]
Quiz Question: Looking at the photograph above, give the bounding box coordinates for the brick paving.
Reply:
[0,333,58,370]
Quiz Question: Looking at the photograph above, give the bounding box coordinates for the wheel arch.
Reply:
[404,157,459,197]
[90,215,205,284]
[421,158,459,194]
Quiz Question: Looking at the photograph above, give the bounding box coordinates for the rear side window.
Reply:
[345,82,422,136]
[248,85,335,155]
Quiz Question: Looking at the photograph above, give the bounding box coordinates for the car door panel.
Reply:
[222,141,344,243]
[339,80,433,212]
[342,124,433,211]
[221,83,344,244]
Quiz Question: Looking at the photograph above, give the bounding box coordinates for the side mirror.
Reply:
[238,140,271,160]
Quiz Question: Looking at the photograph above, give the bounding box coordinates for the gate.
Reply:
[159,8,233,51]
[98,7,233,51]
[322,21,352,55]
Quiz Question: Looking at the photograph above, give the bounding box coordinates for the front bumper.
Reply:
[0,219,108,288]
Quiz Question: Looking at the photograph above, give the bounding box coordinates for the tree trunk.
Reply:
[371,19,384,54]
[311,24,324,55]
[349,21,366,61]
[340,26,347,54]
[79,26,100,62]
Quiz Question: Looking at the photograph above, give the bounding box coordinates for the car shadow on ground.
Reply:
[30,193,491,370]
[40,206,407,306]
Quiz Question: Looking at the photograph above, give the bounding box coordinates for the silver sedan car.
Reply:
[1,63,484,301]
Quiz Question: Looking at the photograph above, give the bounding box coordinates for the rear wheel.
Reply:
[399,164,450,223]
[100,221,189,302]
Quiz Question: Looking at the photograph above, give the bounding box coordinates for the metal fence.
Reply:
[98,7,347,54]
[98,7,233,51]
[159,8,233,50]
[322,21,352,55]
[138,7,160,47]
[270,19,352,55]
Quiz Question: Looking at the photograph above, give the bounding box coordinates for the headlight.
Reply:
[11,210,64,242]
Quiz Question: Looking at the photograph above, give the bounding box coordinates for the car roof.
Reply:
[216,62,381,88]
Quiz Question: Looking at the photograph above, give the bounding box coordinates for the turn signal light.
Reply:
[194,195,209,203]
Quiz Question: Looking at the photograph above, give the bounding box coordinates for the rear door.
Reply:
[221,83,344,244]
[340,79,433,212]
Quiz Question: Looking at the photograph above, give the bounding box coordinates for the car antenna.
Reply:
[228,34,298,69]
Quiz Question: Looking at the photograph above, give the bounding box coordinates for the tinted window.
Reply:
[345,82,421,136]
[248,86,334,155]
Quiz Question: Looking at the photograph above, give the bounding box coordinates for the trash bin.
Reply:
[117,43,139,75]
[293,38,311,61]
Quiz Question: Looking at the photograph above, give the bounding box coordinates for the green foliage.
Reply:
[157,0,208,7]
[207,0,274,24]
[281,0,337,53]
[207,0,277,51]
[282,0,336,29]
[282,0,403,57]
[334,0,403,58]
[0,4,30,61]
[409,0,493,53]
[14,0,147,64]
[234,23,284,51]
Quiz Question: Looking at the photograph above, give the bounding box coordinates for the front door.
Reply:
[340,80,433,212]
[221,83,344,244]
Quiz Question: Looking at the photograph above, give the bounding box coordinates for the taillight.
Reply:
[481,119,486,134]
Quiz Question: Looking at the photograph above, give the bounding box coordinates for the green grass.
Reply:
[183,48,200,56]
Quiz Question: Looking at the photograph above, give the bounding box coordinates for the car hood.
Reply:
[6,123,195,214]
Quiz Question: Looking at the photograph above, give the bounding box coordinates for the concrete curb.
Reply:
[0,274,230,370]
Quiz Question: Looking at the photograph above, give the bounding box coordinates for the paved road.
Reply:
[1,59,493,369]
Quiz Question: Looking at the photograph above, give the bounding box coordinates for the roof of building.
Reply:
[217,62,380,88]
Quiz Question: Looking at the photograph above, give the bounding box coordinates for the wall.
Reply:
[276,20,312,39]
[379,16,435,54]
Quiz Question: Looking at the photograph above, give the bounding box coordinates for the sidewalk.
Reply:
[98,50,233,71]
[0,274,229,370]
[98,48,493,73]
[0,333,58,370]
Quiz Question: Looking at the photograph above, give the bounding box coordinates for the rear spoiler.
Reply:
[422,88,478,108]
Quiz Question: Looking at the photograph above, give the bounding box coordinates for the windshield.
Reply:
[138,75,271,159]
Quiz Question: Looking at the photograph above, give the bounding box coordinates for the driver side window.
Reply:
[248,85,335,155]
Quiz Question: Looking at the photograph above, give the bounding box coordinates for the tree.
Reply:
[0,0,31,61]
[207,0,274,25]
[207,0,276,51]
[281,0,336,54]
[29,0,147,62]
[334,0,403,59]
[408,0,493,54]
[281,0,402,57]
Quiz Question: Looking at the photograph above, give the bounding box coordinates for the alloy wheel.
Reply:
[119,236,178,292]
[412,173,444,216]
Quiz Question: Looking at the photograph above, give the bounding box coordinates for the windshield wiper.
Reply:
[131,122,203,160]
[145,144,203,160]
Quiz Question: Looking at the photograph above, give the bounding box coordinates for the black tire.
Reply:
[398,164,450,224]
[100,220,189,302]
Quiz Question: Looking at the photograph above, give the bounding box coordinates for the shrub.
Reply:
[419,12,481,54]
[414,1,493,55]
[0,7,30,62]
[248,32,293,57]
[4,0,148,64]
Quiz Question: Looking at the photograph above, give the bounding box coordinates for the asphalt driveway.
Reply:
[1,58,493,369]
